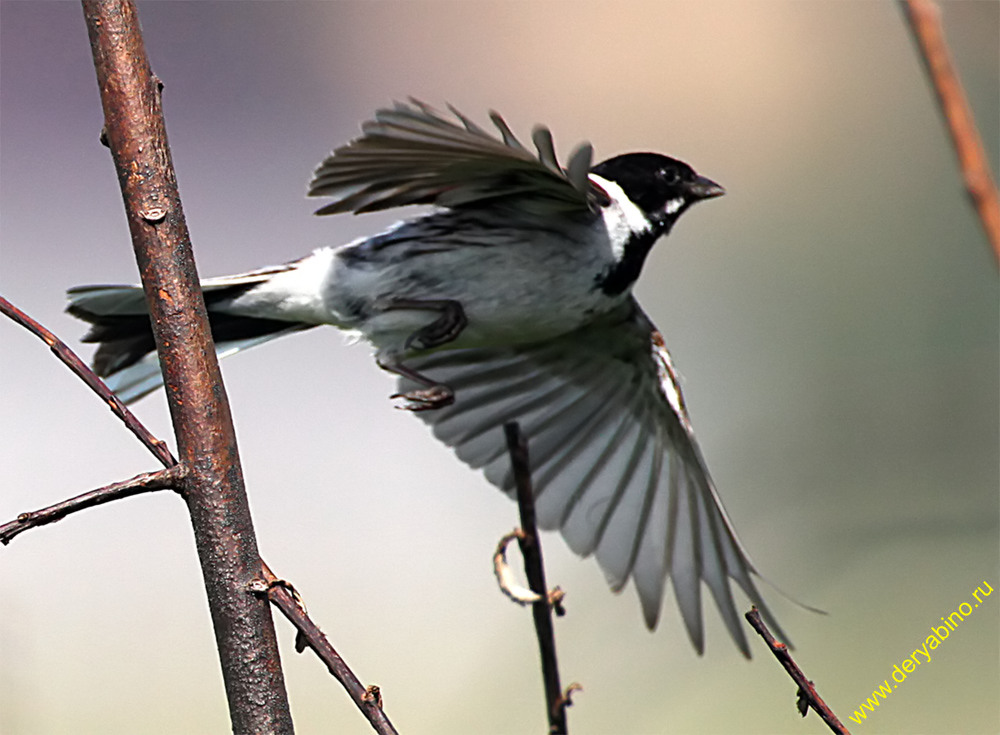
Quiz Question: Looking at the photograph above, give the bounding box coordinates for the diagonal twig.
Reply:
[252,562,399,735]
[504,422,575,735]
[0,295,176,467]
[900,0,1000,263]
[746,607,849,734]
[0,467,185,545]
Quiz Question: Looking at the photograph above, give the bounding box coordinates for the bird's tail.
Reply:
[67,267,316,403]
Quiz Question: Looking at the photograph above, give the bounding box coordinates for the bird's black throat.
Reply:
[595,228,661,296]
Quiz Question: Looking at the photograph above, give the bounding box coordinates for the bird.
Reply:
[67,100,786,655]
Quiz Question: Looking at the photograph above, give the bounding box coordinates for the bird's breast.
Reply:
[326,213,632,354]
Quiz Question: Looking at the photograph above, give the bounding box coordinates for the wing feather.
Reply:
[668,462,704,649]
[400,301,787,654]
[309,100,596,215]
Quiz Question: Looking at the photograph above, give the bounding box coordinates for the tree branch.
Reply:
[745,607,849,734]
[6,5,403,729]
[2,293,401,732]
[900,0,1000,263]
[0,467,184,545]
[0,295,175,467]
[81,1,293,730]
[252,563,400,735]
[503,422,573,734]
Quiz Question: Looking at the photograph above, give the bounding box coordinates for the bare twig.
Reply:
[503,422,572,735]
[81,1,292,730]
[900,0,1000,262]
[0,295,176,467]
[745,607,849,734]
[253,563,400,735]
[0,467,184,545]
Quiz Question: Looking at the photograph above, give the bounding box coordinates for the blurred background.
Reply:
[1,2,997,734]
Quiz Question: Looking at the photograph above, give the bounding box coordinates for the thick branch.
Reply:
[504,422,571,735]
[81,2,292,731]
[900,0,1000,263]
[745,607,849,734]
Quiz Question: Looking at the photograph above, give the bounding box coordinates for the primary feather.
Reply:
[309,100,596,215]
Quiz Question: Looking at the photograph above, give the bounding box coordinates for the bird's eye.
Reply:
[659,168,679,185]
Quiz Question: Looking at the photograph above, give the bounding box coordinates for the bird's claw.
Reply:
[390,384,454,411]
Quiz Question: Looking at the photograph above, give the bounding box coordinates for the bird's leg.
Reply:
[384,298,468,351]
[375,298,468,411]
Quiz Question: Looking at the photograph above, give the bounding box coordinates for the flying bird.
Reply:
[67,100,785,655]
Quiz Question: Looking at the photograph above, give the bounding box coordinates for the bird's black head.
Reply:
[590,152,724,233]
[589,152,724,296]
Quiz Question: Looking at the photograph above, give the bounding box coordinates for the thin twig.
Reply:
[0,467,185,545]
[253,563,400,735]
[504,422,572,735]
[900,0,1000,263]
[745,607,850,735]
[0,295,176,467]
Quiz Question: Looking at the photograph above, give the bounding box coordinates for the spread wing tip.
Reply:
[307,100,595,215]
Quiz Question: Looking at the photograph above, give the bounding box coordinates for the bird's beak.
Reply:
[685,175,725,202]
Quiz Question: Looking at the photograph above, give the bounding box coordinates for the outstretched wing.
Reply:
[399,300,786,656]
[308,100,599,216]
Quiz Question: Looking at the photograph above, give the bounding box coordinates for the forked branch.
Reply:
[2,290,399,734]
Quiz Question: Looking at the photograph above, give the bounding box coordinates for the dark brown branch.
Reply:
[900,0,1000,263]
[2,298,394,733]
[6,9,385,718]
[81,2,293,730]
[745,607,849,734]
[504,422,572,735]
[0,295,176,467]
[1,307,395,735]
[0,467,184,545]
[252,563,400,735]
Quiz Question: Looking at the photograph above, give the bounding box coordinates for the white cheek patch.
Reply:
[589,174,652,260]
[664,197,685,216]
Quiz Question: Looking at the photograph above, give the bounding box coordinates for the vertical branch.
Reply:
[80,2,293,732]
[900,0,1000,263]
[504,422,568,735]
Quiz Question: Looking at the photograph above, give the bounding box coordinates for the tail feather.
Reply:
[66,281,314,403]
